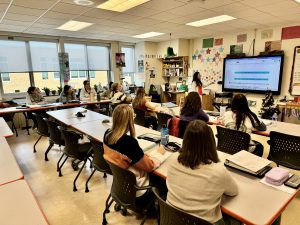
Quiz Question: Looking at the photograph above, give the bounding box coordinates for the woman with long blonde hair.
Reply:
[103,104,166,206]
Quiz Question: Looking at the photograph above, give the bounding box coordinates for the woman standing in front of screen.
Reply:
[191,71,203,95]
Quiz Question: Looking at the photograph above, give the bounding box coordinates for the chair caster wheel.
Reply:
[114,204,121,211]
[121,208,127,216]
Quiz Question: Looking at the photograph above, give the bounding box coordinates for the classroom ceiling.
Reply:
[0,0,300,43]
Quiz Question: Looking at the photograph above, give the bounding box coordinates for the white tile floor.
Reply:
[6,129,300,225]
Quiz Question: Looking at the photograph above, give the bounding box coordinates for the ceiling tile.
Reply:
[61,0,106,7]
[0,3,8,12]
[171,3,206,16]
[4,12,39,22]
[240,0,285,7]
[43,11,77,20]
[1,19,33,26]
[51,2,91,15]
[74,15,106,24]
[124,6,158,17]
[36,17,69,26]
[191,0,238,9]
[0,23,25,32]
[7,5,45,16]
[213,2,252,14]
[142,0,186,11]
[12,0,56,10]
[82,8,119,19]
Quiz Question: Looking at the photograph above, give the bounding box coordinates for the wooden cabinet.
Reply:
[161,56,188,79]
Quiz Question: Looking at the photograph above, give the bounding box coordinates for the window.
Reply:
[1,73,10,81]
[42,72,48,80]
[65,43,110,90]
[54,72,60,79]
[2,72,30,94]
[121,46,135,84]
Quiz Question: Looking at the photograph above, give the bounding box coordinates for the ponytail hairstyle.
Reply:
[231,94,261,130]
[192,72,202,87]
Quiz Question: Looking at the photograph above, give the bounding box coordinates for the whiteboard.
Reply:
[289,46,300,96]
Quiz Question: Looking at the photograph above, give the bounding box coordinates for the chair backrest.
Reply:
[89,138,112,175]
[32,113,49,136]
[152,188,212,225]
[133,108,146,126]
[268,131,300,170]
[58,127,81,158]
[178,120,190,139]
[157,112,173,131]
[44,118,64,146]
[106,161,137,207]
[216,126,250,155]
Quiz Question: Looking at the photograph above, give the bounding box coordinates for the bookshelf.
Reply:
[161,56,188,80]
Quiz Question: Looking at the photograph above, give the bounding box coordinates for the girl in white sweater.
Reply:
[167,120,240,225]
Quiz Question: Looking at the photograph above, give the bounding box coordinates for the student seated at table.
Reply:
[110,83,130,104]
[26,87,46,104]
[178,80,188,92]
[101,82,114,99]
[167,120,239,225]
[0,102,9,108]
[80,80,97,101]
[180,92,209,122]
[59,85,76,103]
[222,94,266,157]
[132,87,159,130]
[103,104,166,207]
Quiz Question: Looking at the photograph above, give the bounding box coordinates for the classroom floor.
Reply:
[7,129,300,225]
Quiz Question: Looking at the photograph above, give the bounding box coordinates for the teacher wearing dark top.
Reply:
[180,92,209,122]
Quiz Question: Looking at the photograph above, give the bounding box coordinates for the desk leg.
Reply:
[22,112,30,135]
[280,107,285,122]
[271,215,281,225]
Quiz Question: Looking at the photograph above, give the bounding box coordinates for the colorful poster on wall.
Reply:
[230,44,243,55]
[58,52,70,82]
[214,38,223,46]
[116,53,125,67]
[138,60,144,72]
[203,38,214,48]
[237,34,247,43]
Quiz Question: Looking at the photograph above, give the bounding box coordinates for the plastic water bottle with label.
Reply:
[161,124,169,146]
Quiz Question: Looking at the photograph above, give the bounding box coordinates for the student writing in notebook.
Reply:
[103,104,166,208]
[222,94,266,156]
[167,120,240,225]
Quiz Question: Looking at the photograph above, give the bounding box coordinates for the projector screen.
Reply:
[222,55,284,95]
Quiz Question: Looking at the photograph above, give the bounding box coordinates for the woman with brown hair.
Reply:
[132,87,160,129]
[103,104,166,205]
[167,120,238,225]
[110,83,127,103]
[180,92,209,122]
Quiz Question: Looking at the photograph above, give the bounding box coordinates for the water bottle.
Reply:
[97,92,101,102]
[271,113,278,121]
[161,124,169,146]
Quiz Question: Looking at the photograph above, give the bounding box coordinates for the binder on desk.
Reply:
[224,150,272,178]
[137,133,161,143]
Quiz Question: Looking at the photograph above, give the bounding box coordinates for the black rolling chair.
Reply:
[85,137,112,193]
[178,120,190,139]
[2,114,18,136]
[216,126,250,155]
[43,118,65,161]
[152,187,212,225]
[32,113,49,153]
[134,108,147,127]
[57,127,92,192]
[103,161,154,225]
[268,131,300,170]
[156,112,173,131]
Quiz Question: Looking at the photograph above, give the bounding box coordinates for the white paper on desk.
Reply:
[137,139,157,152]
[226,150,271,173]
[260,175,296,194]
[147,150,172,168]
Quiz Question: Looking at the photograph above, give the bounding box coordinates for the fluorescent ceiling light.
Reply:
[97,0,150,12]
[295,0,300,3]
[57,20,93,31]
[186,15,236,27]
[133,32,164,39]
[73,0,94,6]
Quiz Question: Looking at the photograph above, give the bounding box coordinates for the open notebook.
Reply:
[225,150,272,177]
[147,150,172,169]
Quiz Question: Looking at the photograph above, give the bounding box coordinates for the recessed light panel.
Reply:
[133,32,164,38]
[57,20,93,31]
[186,15,236,27]
[97,0,150,12]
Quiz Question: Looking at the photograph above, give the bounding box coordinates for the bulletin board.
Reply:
[289,46,300,96]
